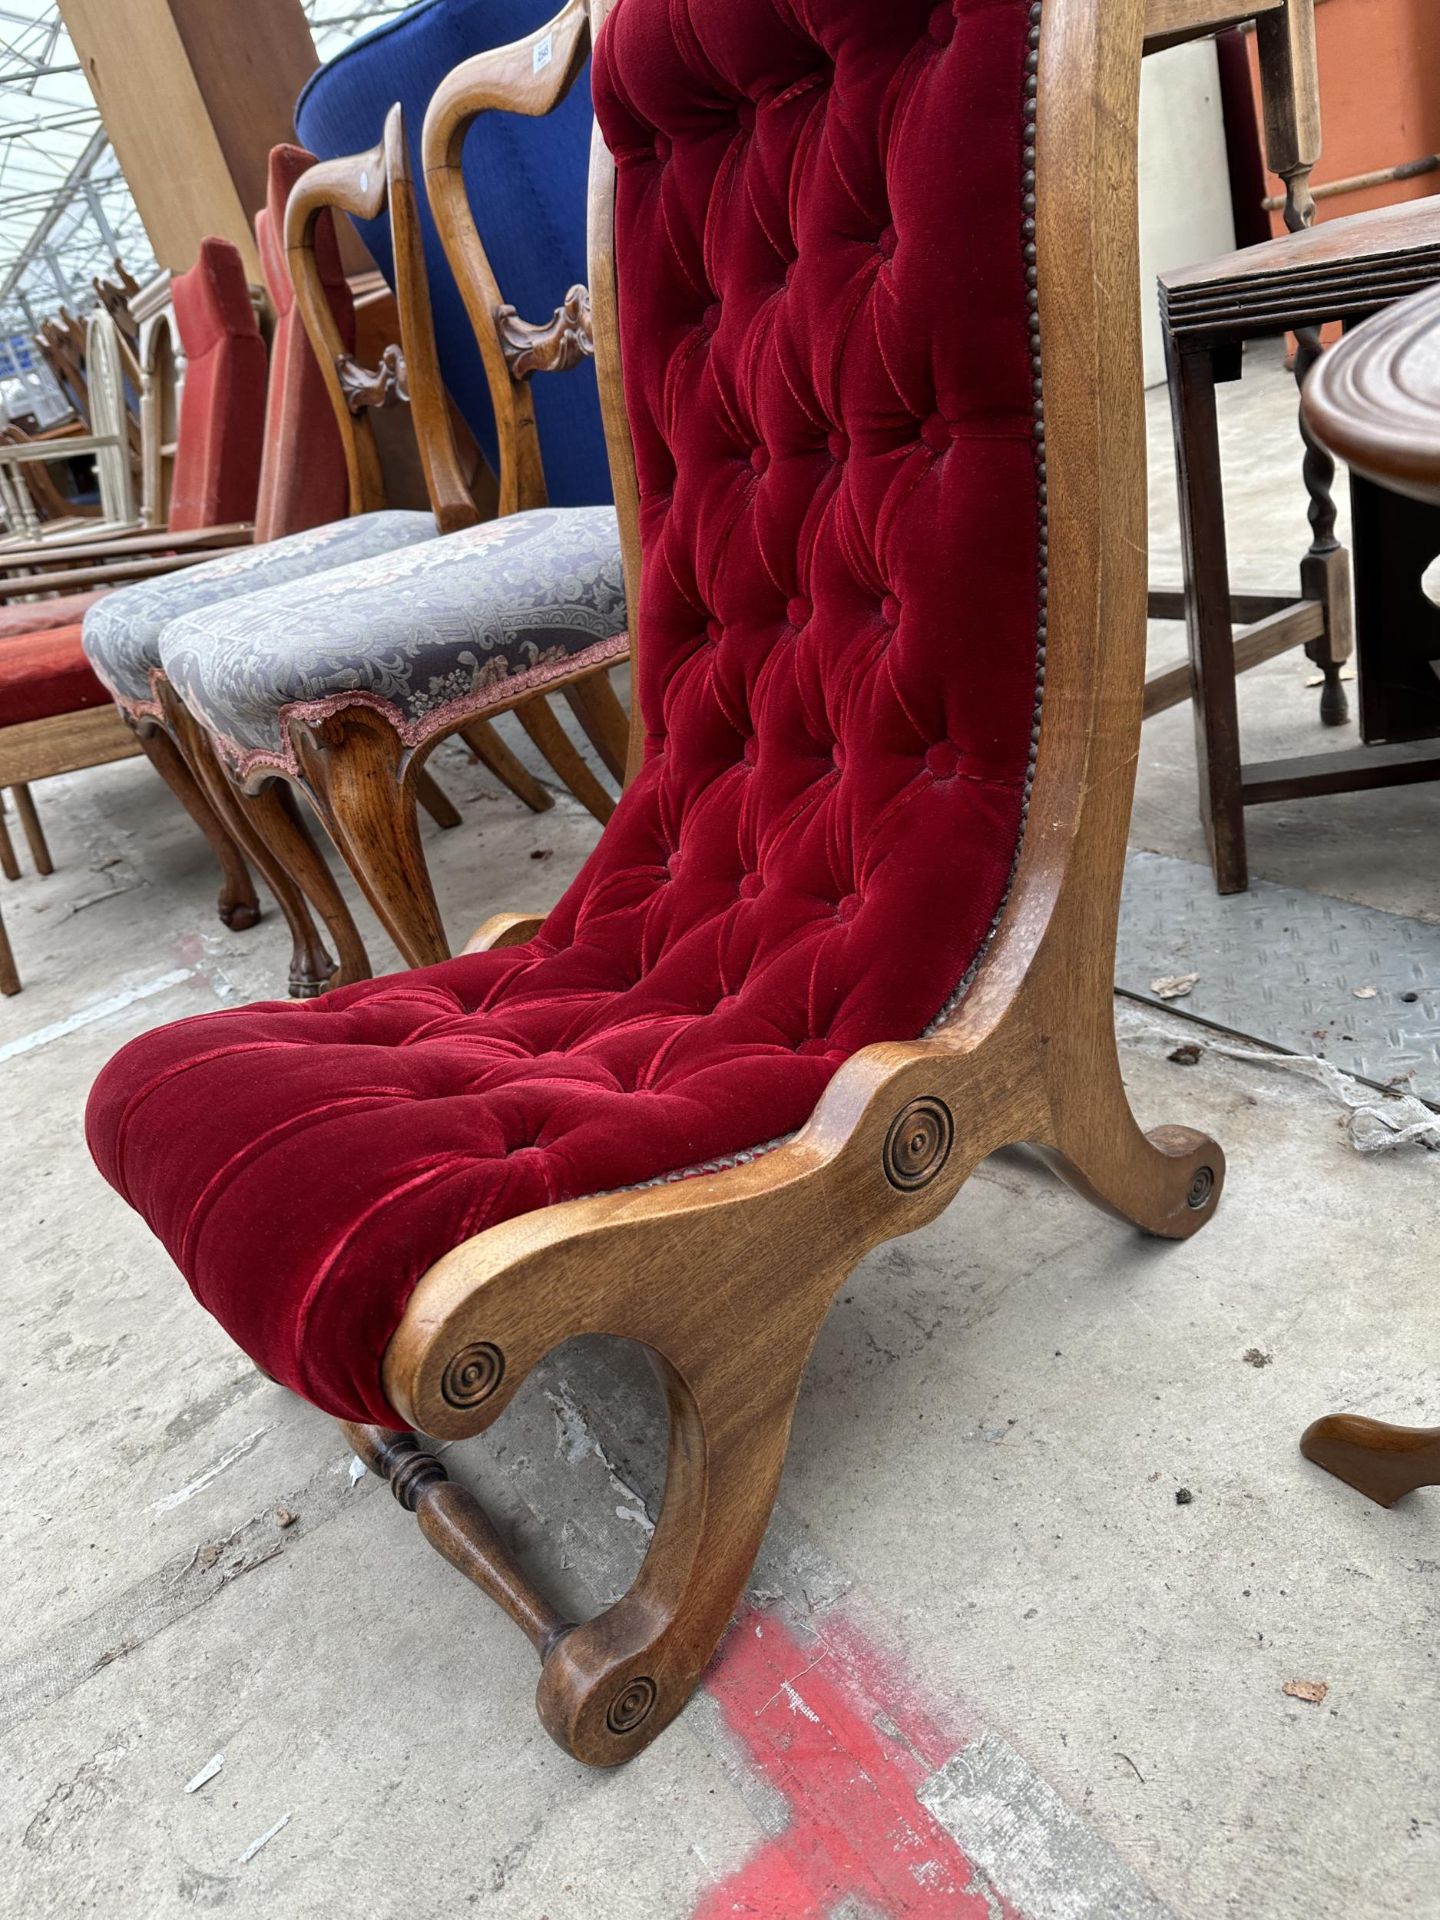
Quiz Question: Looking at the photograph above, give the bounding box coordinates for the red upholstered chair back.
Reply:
[169,237,268,533]
[253,144,356,544]
[565,0,1044,1052]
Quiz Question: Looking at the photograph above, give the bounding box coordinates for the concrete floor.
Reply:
[1,348,1437,1920]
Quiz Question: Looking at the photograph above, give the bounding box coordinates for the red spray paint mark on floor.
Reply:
[694,1607,1016,1920]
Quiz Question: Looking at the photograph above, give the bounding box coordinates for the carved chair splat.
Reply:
[422,4,632,780]
[88,0,1223,1766]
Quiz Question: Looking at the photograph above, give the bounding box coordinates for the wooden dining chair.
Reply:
[157,99,628,971]
[87,0,1223,1766]
[82,148,439,996]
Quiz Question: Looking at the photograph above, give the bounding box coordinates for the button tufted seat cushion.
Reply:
[82,510,436,720]
[158,505,627,773]
[87,0,1043,1427]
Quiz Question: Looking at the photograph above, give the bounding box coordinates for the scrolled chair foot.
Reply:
[1037,1119,1226,1242]
[1301,1413,1440,1508]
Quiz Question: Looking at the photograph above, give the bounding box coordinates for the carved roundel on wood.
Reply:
[441,1340,506,1410]
[605,1674,657,1735]
[882,1097,954,1191]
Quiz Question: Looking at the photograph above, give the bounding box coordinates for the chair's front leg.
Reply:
[536,1327,821,1765]
[236,776,372,991]
[128,716,261,932]
[288,705,451,970]
[162,690,340,997]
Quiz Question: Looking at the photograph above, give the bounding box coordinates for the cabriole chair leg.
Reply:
[235,778,372,990]
[130,720,262,932]
[162,693,342,997]
[290,705,451,970]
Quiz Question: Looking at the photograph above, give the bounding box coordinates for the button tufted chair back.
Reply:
[558,0,1046,1054]
[253,145,355,544]
[168,238,268,534]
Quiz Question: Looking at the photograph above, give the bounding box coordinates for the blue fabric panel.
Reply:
[295,0,611,508]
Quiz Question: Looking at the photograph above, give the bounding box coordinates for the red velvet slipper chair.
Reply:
[82,152,438,993]
[88,0,1223,1765]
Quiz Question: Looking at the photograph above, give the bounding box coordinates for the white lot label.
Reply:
[533,33,553,72]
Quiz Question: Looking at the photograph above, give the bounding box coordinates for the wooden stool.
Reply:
[1156,199,1440,891]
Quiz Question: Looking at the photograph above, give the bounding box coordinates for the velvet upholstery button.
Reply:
[882,594,901,626]
[739,872,764,900]
[926,741,961,779]
[787,596,812,628]
[921,413,952,452]
[827,431,849,460]
[750,445,770,475]
[928,4,955,45]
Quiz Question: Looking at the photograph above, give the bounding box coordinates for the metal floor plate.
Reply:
[1117,851,1440,1104]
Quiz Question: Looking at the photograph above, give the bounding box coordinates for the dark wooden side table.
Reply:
[1157,199,1440,893]
[1297,280,1440,1511]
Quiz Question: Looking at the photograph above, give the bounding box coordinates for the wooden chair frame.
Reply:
[0,704,143,994]
[208,90,627,974]
[319,0,1225,1768]
[0,310,139,544]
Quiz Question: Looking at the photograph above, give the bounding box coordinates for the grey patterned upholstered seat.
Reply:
[82,510,437,718]
[160,505,627,772]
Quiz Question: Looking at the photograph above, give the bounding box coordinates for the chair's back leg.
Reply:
[0,896,19,995]
[161,693,344,997]
[11,785,51,876]
[130,720,262,933]
[512,695,616,825]
[562,670,629,785]
[458,720,555,814]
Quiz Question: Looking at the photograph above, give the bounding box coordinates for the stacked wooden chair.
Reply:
[81,143,442,997]
[0,239,272,993]
[88,0,1224,1764]
[156,98,629,974]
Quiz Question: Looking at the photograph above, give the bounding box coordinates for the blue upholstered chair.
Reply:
[295,0,612,510]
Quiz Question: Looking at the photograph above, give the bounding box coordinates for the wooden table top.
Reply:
[1302,278,1440,508]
